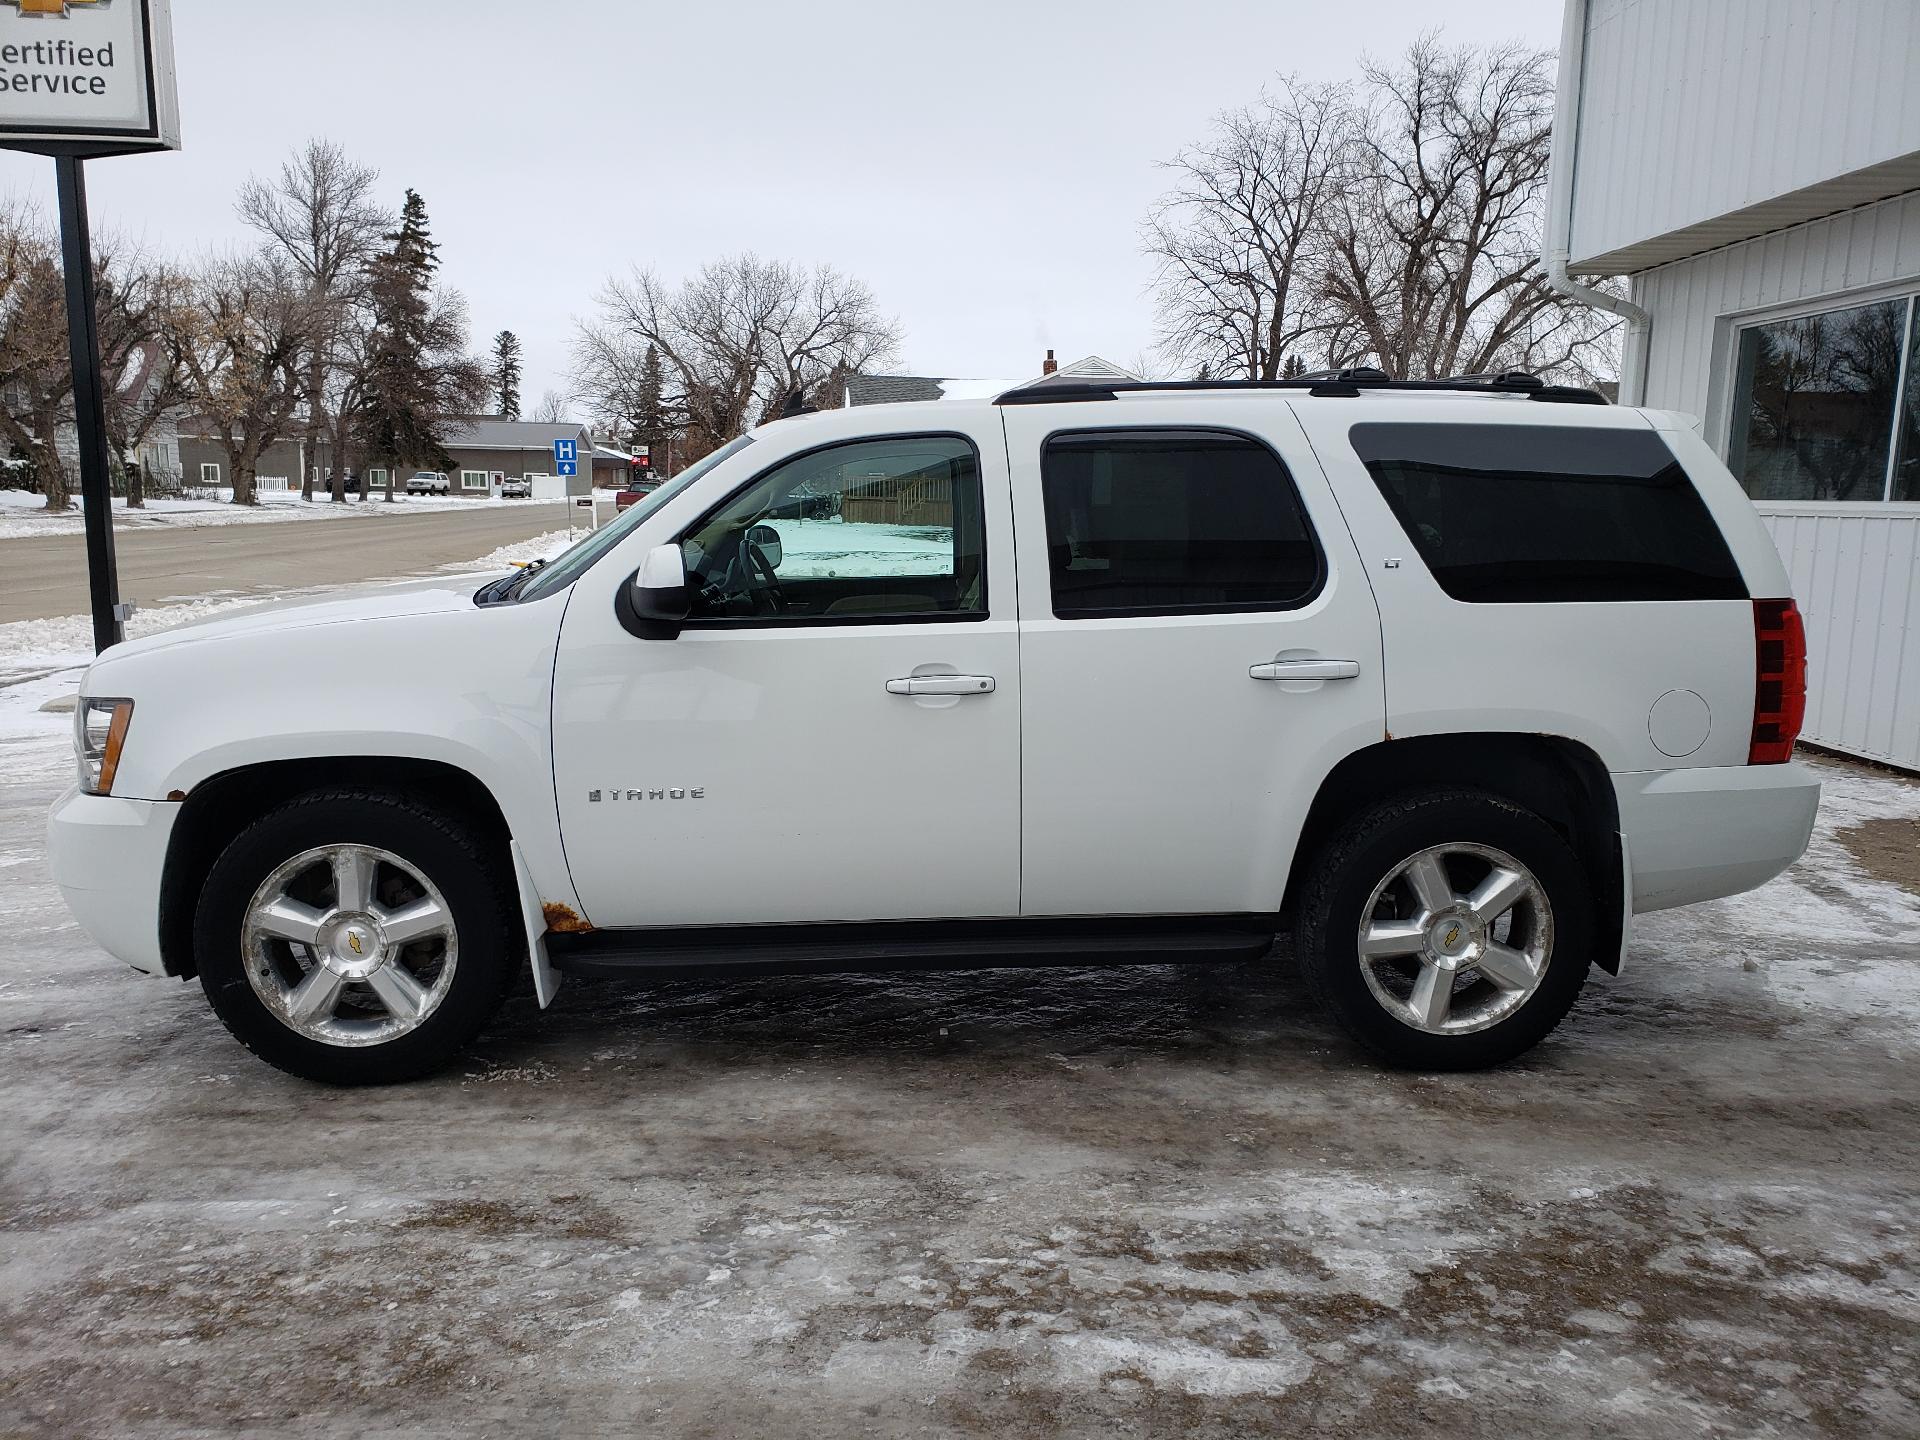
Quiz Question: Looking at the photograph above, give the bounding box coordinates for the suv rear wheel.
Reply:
[1294,789,1594,1069]
[194,790,515,1085]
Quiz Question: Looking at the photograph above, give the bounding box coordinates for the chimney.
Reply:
[1042,349,1058,376]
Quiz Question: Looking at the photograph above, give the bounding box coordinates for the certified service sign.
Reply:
[0,0,178,151]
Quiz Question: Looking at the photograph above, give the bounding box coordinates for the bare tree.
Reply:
[1320,36,1617,380]
[99,255,193,509]
[238,139,387,501]
[1144,78,1351,381]
[172,248,317,506]
[530,388,569,424]
[0,206,185,511]
[574,254,899,462]
[0,204,78,509]
[1145,37,1619,384]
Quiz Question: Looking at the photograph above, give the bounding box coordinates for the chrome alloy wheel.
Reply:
[241,844,459,1047]
[1356,842,1554,1035]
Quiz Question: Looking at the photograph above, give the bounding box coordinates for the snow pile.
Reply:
[451,529,580,571]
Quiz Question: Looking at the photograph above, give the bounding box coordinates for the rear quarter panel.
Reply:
[1292,401,1756,772]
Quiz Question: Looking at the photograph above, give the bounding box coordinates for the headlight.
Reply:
[75,697,134,796]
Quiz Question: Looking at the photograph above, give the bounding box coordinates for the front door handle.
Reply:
[1250,658,1361,681]
[886,674,996,696]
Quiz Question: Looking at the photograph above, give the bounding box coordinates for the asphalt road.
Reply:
[0,502,582,624]
[2,734,1917,1438]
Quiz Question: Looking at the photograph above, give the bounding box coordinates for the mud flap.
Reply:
[510,840,561,1008]
[1609,831,1632,975]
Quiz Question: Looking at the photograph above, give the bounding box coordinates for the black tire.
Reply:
[195,789,516,1085]
[1294,789,1594,1070]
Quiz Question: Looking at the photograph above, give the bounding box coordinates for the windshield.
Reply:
[516,434,756,602]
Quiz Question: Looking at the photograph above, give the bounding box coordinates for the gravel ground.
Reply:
[1,732,1916,1439]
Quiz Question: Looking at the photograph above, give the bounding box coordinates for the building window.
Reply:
[368,468,388,489]
[1727,293,1918,503]
[200,462,221,485]
[461,470,488,490]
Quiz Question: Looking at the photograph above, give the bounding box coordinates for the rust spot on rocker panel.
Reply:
[542,902,595,935]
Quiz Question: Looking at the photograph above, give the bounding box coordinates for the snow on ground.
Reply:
[767,519,954,577]
[0,486,566,540]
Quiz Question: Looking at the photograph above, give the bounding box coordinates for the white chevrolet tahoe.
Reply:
[48,373,1820,1084]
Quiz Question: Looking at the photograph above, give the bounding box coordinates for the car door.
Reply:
[1003,398,1386,917]
[550,417,1021,929]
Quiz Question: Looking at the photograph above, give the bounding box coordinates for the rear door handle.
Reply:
[886,674,996,696]
[1250,659,1361,681]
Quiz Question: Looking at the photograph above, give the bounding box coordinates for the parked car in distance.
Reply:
[405,471,450,495]
[500,476,531,499]
[614,471,661,510]
[48,372,1819,1085]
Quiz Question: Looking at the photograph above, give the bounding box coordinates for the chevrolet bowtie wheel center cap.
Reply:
[319,913,387,980]
[1424,910,1484,971]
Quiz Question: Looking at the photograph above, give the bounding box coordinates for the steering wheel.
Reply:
[745,536,786,615]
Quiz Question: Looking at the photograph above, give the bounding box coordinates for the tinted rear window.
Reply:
[1349,423,1746,603]
[1041,430,1322,617]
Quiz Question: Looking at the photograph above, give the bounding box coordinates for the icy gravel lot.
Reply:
[1,706,1917,1434]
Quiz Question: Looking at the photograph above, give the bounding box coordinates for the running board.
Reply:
[545,917,1276,981]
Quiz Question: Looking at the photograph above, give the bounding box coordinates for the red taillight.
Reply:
[1749,598,1806,764]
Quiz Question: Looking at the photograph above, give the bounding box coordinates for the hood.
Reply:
[102,572,505,662]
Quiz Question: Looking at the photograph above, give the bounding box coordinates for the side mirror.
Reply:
[745,522,783,570]
[619,543,690,640]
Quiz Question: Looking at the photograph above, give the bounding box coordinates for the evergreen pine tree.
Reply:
[632,342,666,464]
[363,188,452,502]
[1282,353,1306,379]
[493,329,522,420]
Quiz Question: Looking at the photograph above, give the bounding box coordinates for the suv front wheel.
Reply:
[194,790,516,1085]
[1294,789,1594,1070]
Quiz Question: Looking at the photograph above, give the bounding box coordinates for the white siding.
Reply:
[1759,505,1920,772]
[1569,0,1920,268]
[1632,189,1920,430]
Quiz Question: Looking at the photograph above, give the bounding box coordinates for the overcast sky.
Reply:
[0,0,1560,405]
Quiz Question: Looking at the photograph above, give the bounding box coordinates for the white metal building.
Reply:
[1550,0,1920,771]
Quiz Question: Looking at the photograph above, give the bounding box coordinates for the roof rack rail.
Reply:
[993,373,1607,406]
[1432,369,1550,391]
[1295,366,1392,384]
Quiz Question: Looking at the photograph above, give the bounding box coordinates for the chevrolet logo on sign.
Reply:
[6,1,112,15]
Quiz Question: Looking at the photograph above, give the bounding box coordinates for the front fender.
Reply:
[91,595,582,919]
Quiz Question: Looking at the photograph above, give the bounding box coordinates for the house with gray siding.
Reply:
[177,416,595,499]
[1552,0,1920,770]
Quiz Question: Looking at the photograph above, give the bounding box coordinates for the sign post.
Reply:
[0,0,180,652]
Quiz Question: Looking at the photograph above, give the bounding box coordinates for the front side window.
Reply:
[1727,296,1911,502]
[681,435,985,623]
[1351,423,1745,603]
[461,470,488,490]
[368,468,387,488]
[1040,429,1321,618]
[517,435,755,603]
[200,462,220,485]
